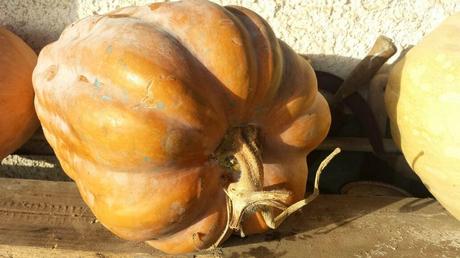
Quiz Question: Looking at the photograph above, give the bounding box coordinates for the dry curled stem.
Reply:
[210,125,341,248]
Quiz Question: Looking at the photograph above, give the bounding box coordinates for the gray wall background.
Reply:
[1,0,459,77]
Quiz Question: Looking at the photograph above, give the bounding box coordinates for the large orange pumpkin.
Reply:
[0,27,39,159]
[33,0,330,254]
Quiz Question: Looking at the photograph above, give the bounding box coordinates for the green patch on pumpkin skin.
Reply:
[93,78,101,88]
[154,102,165,110]
[106,45,113,54]
[101,95,112,101]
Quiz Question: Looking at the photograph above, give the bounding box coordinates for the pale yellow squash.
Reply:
[385,13,460,219]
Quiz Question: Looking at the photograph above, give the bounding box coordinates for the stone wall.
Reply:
[1,0,459,76]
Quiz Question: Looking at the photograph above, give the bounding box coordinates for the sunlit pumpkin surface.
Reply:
[0,27,38,159]
[33,0,330,254]
[386,13,460,220]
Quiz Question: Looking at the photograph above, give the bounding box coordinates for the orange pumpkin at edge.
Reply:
[32,0,331,254]
[0,27,39,160]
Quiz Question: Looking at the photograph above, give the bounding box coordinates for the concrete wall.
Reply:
[1,0,459,77]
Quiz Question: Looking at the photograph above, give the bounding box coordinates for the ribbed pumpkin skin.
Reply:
[0,27,39,159]
[385,13,460,220]
[33,0,330,253]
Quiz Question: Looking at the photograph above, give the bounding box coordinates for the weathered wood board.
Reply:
[0,178,458,258]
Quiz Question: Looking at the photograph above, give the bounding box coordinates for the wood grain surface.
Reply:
[0,178,458,257]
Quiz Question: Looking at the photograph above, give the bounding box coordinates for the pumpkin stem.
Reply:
[211,125,340,248]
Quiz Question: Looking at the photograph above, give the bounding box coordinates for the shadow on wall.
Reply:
[0,0,79,52]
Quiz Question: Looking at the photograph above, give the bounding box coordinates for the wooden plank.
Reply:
[0,179,157,257]
[0,178,458,258]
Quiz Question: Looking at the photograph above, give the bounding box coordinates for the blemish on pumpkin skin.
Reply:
[220,19,234,26]
[101,95,112,101]
[150,3,161,11]
[144,80,153,98]
[107,13,131,18]
[154,102,165,110]
[94,78,101,88]
[79,75,89,83]
[45,65,58,81]
[143,156,151,163]
[232,37,243,46]
[163,129,181,158]
[106,45,113,54]
[170,202,186,216]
